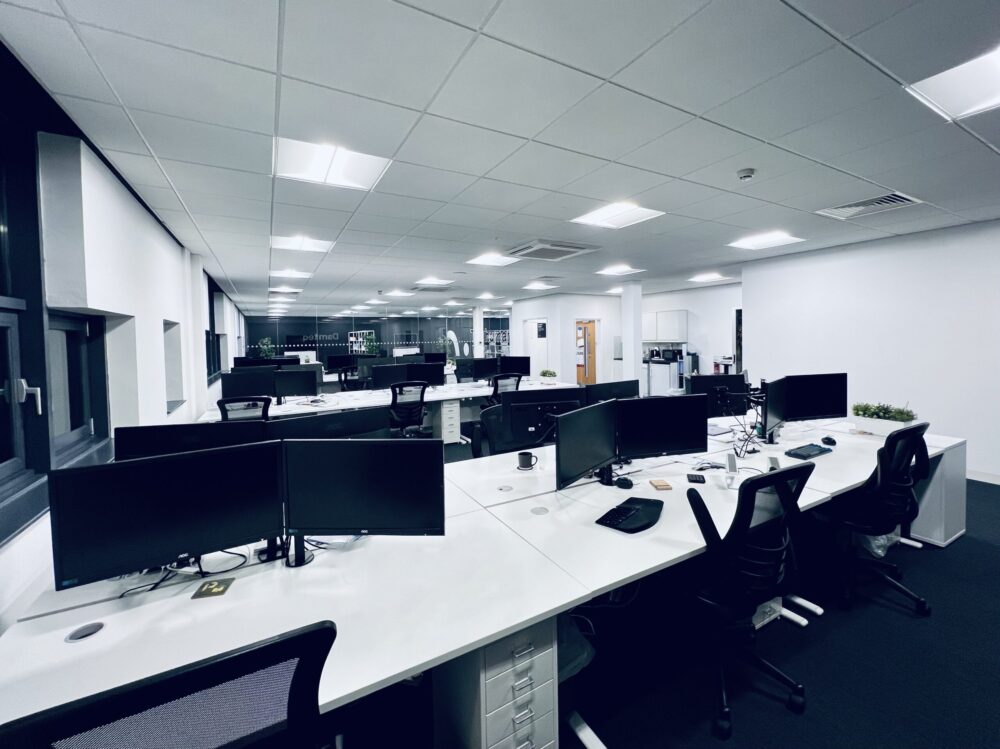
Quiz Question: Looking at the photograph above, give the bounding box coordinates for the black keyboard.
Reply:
[595,498,664,534]
[784,443,832,460]
[596,506,639,528]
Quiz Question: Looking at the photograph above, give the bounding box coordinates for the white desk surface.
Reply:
[0,510,590,726]
[199,379,579,423]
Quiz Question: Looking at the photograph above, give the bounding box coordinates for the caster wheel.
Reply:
[787,686,806,714]
[713,716,732,741]
[917,600,932,617]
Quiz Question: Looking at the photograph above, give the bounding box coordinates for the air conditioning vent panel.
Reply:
[507,239,598,261]
[815,192,921,220]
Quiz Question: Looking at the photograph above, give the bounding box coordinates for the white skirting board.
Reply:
[967,470,1000,487]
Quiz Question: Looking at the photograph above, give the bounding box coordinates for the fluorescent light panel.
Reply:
[444,300,462,306]
[467,252,519,267]
[689,272,730,283]
[274,137,391,191]
[596,264,644,276]
[385,289,414,297]
[420,306,439,311]
[269,286,302,293]
[415,276,454,286]
[571,201,665,229]
[271,234,334,253]
[907,46,1000,120]
[523,281,559,290]
[606,286,623,294]
[727,230,804,250]
[270,269,313,279]
[269,295,295,302]
[477,292,496,299]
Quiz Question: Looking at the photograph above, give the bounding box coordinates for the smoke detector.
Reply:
[737,168,756,182]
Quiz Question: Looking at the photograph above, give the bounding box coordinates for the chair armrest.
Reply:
[471,422,483,458]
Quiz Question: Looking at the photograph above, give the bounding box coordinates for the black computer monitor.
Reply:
[265,407,391,440]
[687,374,749,417]
[499,356,530,377]
[114,421,267,461]
[274,369,319,398]
[371,363,408,389]
[423,352,447,364]
[326,354,354,371]
[617,394,708,461]
[472,358,499,381]
[555,400,618,490]
[584,380,639,406]
[454,358,474,382]
[284,439,445,536]
[761,377,787,441]
[357,356,394,380]
[221,370,274,398]
[49,442,285,591]
[407,362,445,386]
[783,373,848,421]
[397,354,424,363]
[501,388,583,445]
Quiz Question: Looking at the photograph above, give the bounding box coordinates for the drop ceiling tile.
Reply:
[180,191,271,220]
[677,193,772,220]
[159,160,271,201]
[520,192,604,221]
[272,203,353,231]
[61,0,279,69]
[200,231,269,248]
[345,213,420,235]
[955,202,1000,222]
[621,119,758,177]
[784,0,919,38]
[277,78,419,157]
[3,0,64,13]
[193,213,269,235]
[427,203,507,228]
[357,192,446,221]
[273,179,366,212]
[871,147,1000,207]
[54,95,147,153]
[407,222,472,241]
[337,230,402,247]
[964,108,1000,151]
[375,162,478,202]
[850,0,1000,83]
[632,179,720,211]
[614,0,833,113]
[453,179,549,212]
[282,0,472,109]
[154,208,198,234]
[132,111,274,172]
[0,5,115,101]
[707,46,898,140]
[741,162,876,203]
[826,123,979,177]
[401,0,495,27]
[102,149,168,187]
[845,201,949,228]
[535,83,692,160]
[269,247,329,269]
[134,185,183,211]
[683,145,814,192]
[780,175,889,213]
[881,213,970,235]
[491,213,564,236]
[722,204,838,234]
[561,163,670,201]
[429,37,598,138]
[396,116,526,175]
[487,142,605,190]
[80,26,275,133]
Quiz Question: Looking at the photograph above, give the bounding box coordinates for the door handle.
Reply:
[15,378,43,416]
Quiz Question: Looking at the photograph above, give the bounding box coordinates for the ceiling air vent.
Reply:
[507,239,598,262]
[815,192,921,220]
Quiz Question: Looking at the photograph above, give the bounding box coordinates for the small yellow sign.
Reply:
[191,578,235,599]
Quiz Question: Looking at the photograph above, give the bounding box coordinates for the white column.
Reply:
[473,305,485,358]
[621,280,643,382]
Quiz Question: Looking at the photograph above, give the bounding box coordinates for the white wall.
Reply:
[643,283,742,373]
[510,294,622,383]
[743,220,1000,480]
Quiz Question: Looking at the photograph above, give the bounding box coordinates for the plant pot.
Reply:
[540,375,557,385]
[851,415,917,437]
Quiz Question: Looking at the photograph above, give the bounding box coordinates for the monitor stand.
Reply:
[285,534,314,568]
[256,537,287,563]
[595,463,616,487]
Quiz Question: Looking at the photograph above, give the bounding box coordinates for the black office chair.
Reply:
[823,422,932,617]
[217,396,271,421]
[337,366,364,392]
[0,621,337,749]
[483,372,522,408]
[389,381,429,438]
[471,404,541,458]
[687,462,817,740]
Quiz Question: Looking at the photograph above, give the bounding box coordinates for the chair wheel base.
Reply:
[916,600,932,617]
[713,713,732,741]
[787,689,806,714]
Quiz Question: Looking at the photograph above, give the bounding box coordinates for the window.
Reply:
[205,275,223,384]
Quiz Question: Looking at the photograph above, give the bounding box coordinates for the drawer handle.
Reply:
[516,741,535,749]
[511,643,535,660]
[513,708,534,725]
[513,676,534,692]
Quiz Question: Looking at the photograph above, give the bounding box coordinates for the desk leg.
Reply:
[912,443,967,547]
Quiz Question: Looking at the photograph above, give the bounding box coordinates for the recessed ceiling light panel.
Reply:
[522,281,559,290]
[595,264,644,276]
[271,234,334,253]
[688,272,730,283]
[385,289,415,297]
[906,46,1000,120]
[274,136,391,191]
[605,286,624,294]
[270,269,313,279]
[571,202,665,229]
[477,292,497,299]
[415,276,455,286]
[727,230,804,250]
[467,252,519,267]
[269,286,303,293]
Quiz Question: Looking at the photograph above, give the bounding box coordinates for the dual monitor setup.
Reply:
[222,367,319,401]
[455,356,530,382]
[329,352,446,372]
[50,418,444,593]
[761,373,848,442]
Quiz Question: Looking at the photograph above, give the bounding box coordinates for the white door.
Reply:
[523,319,548,378]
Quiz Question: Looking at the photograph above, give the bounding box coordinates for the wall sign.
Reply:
[537,322,546,338]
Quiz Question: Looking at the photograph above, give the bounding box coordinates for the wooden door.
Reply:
[575,320,597,385]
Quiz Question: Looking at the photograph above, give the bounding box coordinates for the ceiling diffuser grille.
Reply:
[507,239,598,261]
[815,192,921,220]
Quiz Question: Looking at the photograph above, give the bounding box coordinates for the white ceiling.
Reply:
[2,0,999,315]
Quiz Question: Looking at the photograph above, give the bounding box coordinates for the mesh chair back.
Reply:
[480,404,539,456]
[486,373,522,406]
[217,396,271,422]
[0,621,336,749]
[390,381,428,428]
[859,422,930,533]
[687,462,815,603]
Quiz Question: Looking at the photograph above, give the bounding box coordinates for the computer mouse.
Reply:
[821,436,837,446]
[615,476,634,489]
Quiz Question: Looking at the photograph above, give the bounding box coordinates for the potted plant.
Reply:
[851,402,918,436]
[257,337,275,358]
[540,368,557,383]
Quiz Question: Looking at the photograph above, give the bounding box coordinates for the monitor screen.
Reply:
[423,352,447,364]
[686,374,749,417]
[585,380,639,406]
[499,356,530,377]
[49,442,285,591]
[406,362,445,386]
[617,394,708,460]
[454,358,474,381]
[763,377,787,437]
[357,357,395,379]
[555,400,617,490]
[284,439,445,536]
[472,358,499,381]
[326,354,354,371]
[274,369,318,397]
[371,363,408,389]
[221,371,274,399]
[265,407,391,440]
[114,421,267,461]
[783,373,848,421]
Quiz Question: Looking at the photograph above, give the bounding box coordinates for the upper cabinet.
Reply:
[643,309,688,341]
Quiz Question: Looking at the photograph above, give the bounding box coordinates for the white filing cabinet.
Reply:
[432,399,463,444]
[911,442,967,546]
[435,618,559,749]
